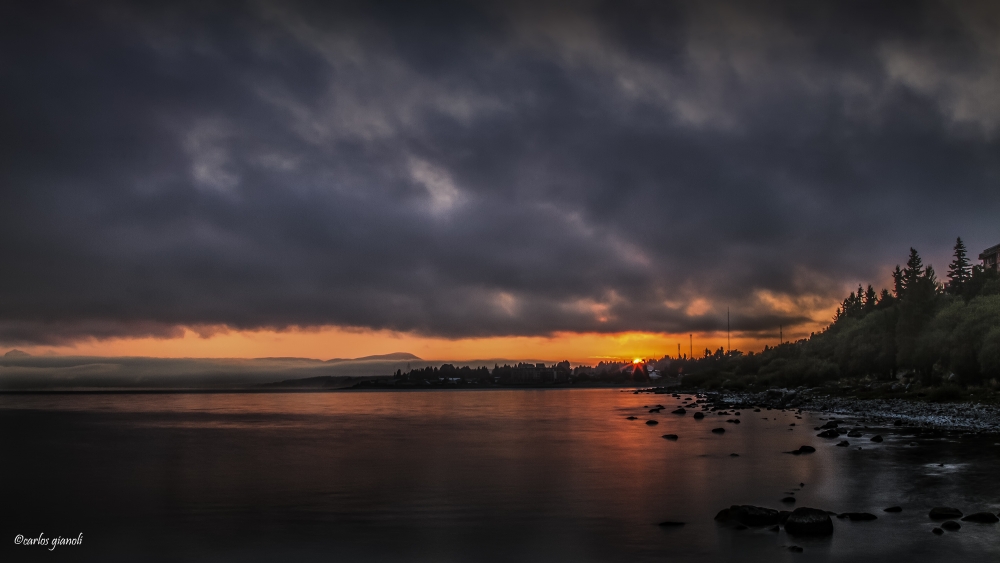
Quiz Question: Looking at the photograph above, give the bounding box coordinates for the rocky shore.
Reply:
[722,388,1000,433]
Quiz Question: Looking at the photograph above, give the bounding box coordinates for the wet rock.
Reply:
[836,440,850,447]
[941,520,961,531]
[847,430,863,438]
[929,507,963,520]
[626,416,637,420]
[820,421,840,429]
[646,420,659,425]
[871,435,883,442]
[728,505,781,527]
[661,434,679,441]
[781,497,796,504]
[658,521,685,527]
[729,453,740,457]
[778,511,791,524]
[932,527,943,535]
[961,512,999,524]
[712,428,726,434]
[883,506,903,513]
[784,507,834,536]
[786,445,816,455]
[693,412,705,419]
[837,512,877,521]
[649,408,662,413]
[754,408,761,412]
[788,546,803,553]
[817,429,840,438]
[672,408,687,414]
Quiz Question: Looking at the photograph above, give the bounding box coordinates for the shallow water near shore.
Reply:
[3,388,999,562]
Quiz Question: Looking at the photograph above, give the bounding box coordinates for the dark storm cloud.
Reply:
[1,0,999,344]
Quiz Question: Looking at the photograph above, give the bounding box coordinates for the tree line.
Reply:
[680,238,1000,390]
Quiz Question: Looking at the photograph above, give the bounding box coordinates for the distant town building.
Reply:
[497,362,571,384]
[980,243,1000,271]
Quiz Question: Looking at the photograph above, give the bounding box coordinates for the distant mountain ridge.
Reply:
[0,352,566,390]
[326,352,422,363]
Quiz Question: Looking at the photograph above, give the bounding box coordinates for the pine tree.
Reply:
[946,237,971,294]
[863,285,877,311]
[878,288,892,307]
[892,265,904,298]
[901,248,923,297]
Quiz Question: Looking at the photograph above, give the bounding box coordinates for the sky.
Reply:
[1,0,999,364]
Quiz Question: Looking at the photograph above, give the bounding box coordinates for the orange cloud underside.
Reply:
[16,325,815,365]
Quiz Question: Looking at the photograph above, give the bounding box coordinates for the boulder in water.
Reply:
[817,429,839,438]
[661,434,679,441]
[929,507,963,520]
[940,520,961,531]
[693,412,705,419]
[784,507,834,536]
[871,435,883,442]
[645,420,659,425]
[961,512,999,523]
[711,427,726,434]
[837,512,877,521]
[672,408,687,414]
[727,505,781,527]
[883,506,903,513]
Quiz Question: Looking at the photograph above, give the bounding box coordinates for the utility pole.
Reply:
[727,307,731,354]
[689,334,693,359]
[779,325,783,346]
[677,343,680,360]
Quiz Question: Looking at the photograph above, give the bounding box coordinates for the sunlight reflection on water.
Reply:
[2,389,998,562]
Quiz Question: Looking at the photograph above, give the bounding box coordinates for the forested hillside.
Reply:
[680,238,1000,393]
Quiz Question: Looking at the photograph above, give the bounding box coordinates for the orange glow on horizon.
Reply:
[10,321,829,365]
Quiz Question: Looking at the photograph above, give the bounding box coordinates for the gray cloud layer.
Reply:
[1,0,999,344]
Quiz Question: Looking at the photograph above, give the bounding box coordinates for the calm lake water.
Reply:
[2,389,998,562]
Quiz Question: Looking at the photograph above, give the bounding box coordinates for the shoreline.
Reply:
[712,389,1000,434]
